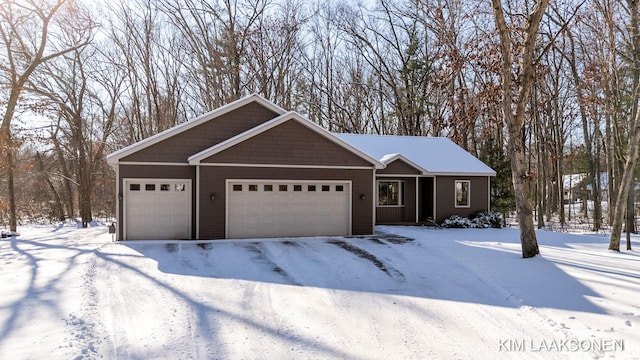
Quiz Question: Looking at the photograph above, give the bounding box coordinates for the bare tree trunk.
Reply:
[625,190,635,250]
[0,0,93,230]
[35,152,65,221]
[492,0,549,258]
[578,79,603,230]
[610,0,640,251]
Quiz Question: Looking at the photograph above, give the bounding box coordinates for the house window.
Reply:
[175,184,186,192]
[294,185,302,191]
[378,181,403,206]
[264,184,273,191]
[233,184,242,191]
[130,184,140,191]
[160,184,170,191]
[308,185,316,191]
[279,185,288,191]
[145,184,156,191]
[336,185,344,192]
[455,180,470,208]
[249,184,258,191]
[322,185,330,192]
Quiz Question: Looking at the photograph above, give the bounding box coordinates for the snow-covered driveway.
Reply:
[0,223,638,359]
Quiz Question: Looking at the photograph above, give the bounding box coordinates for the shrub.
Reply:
[470,211,503,228]
[441,211,503,229]
[441,215,472,228]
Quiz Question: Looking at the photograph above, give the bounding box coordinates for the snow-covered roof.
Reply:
[334,133,496,176]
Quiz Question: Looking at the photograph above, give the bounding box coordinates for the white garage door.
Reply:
[227,180,351,239]
[124,179,191,240]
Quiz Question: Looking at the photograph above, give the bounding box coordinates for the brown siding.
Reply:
[377,159,421,175]
[435,176,490,223]
[198,166,374,239]
[118,164,197,239]
[203,120,371,167]
[122,102,279,163]
[376,177,417,223]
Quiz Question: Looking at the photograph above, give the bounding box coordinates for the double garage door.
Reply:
[124,179,191,240]
[227,180,352,239]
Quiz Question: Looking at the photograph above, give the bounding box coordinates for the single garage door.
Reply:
[124,179,191,240]
[227,180,351,239]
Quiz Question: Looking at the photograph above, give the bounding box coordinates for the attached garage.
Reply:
[124,179,191,240]
[226,180,351,239]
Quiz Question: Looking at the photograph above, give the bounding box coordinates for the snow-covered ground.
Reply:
[0,223,639,359]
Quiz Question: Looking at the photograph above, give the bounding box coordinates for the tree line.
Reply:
[1,0,638,254]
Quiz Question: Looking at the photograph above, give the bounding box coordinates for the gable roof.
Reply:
[188,111,385,168]
[107,94,286,164]
[378,153,427,173]
[334,133,496,176]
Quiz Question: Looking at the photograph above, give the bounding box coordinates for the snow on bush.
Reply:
[441,212,502,229]
[470,211,503,228]
[441,215,472,228]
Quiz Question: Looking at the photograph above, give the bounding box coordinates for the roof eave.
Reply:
[426,171,497,177]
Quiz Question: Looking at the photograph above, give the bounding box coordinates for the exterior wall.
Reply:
[198,166,374,239]
[434,176,490,223]
[377,159,421,175]
[203,120,371,167]
[121,102,279,163]
[375,176,417,223]
[118,164,197,239]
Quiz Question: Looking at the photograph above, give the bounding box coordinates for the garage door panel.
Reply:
[125,179,191,240]
[227,181,351,239]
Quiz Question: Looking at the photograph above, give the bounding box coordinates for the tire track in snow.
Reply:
[327,239,406,281]
[243,242,301,286]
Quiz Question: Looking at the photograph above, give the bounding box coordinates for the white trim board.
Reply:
[198,162,375,170]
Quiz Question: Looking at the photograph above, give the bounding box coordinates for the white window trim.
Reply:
[455,180,471,208]
[377,180,404,207]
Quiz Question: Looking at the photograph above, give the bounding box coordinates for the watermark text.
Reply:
[499,338,624,353]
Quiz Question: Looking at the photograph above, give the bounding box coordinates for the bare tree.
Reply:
[610,0,640,251]
[0,0,93,231]
[492,0,550,258]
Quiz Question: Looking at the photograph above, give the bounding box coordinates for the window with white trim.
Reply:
[378,181,404,206]
[455,180,470,208]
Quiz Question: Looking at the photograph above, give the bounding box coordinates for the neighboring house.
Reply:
[564,172,640,204]
[107,95,496,240]
[563,173,587,204]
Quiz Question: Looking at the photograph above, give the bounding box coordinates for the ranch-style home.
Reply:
[107,95,496,240]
